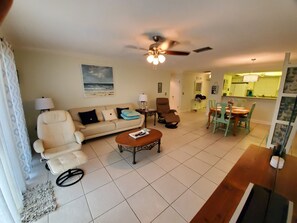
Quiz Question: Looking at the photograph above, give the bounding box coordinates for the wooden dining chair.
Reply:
[238,103,256,132]
[213,102,234,136]
[209,99,216,124]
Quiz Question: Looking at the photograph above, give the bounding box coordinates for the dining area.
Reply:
[206,99,256,137]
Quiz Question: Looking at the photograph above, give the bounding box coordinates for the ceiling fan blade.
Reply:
[159,40,179,50]
[164,50,190,56]
[193,46,213,53]
[149,42,161,51]
[125,45,147,51]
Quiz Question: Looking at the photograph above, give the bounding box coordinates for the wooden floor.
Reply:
[289,133,297,157]
[190,145,297,223]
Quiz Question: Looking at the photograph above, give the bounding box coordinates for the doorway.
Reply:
[169,73,181,112]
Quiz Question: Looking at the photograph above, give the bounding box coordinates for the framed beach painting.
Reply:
[81,64,114,96]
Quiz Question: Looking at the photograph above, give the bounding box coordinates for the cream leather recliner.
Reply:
[33,110,87,187]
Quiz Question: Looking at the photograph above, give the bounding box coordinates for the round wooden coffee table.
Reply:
[115,128,162,164]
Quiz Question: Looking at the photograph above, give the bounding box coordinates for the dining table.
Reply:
[206,105,250,136]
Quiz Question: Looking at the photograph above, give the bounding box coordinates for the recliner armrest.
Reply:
[74,131,84,144]
[169,109,177,113]
[33,139,45,153]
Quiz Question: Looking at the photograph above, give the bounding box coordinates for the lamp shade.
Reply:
[139,94,148,102]
[35,97,54,110]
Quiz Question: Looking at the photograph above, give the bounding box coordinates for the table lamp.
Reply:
[35,97,54,113]
[139,93,148,110]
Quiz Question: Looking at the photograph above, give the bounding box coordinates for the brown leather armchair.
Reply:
[156,98,180,128]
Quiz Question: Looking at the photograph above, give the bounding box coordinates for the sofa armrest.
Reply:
[74,131,85,144]
[73,120,86,130]
[33,139,45,153]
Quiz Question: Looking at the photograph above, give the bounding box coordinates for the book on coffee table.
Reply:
[129,129,149,139]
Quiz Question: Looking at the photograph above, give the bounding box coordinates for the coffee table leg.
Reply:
[133,147,136,164]
[157,139,161,153]
[118,145,123,153]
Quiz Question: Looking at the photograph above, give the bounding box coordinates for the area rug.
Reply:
[21,181,57,223]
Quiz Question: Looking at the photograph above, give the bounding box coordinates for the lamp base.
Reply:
[140,101,147,110]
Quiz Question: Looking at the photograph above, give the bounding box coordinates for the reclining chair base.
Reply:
[47,151,88,187]
[56,168,84,187]
[165,122,179,129]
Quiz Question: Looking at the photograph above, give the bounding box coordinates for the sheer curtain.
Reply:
[0,39,32,222]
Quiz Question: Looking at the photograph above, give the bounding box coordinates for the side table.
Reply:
[136,109,157,128]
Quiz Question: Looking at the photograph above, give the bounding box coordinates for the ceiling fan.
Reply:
[127,35,191,65]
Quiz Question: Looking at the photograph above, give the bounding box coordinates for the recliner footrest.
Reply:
[47,151,87,175]
[164,113,180,123]
[164,113,180,128]
[47,151,87,187]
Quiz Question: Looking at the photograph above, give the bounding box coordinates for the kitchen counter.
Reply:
[222,95,277,100]
[221,96,277,124]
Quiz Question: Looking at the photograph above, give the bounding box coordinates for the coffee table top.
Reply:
[115,128,162,147]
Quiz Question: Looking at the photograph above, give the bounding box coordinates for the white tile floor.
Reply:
[28,110,270,223]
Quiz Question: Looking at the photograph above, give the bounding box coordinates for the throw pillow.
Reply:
[121,110,141,117]
[121,114,140,120]
[102,109,118,121]
[116,107,129,119]
[78,109,99,125]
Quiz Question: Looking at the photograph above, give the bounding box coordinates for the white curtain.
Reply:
[0,39,32,178]
[0,38,32,222]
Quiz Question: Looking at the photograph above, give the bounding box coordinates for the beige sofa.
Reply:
[68,103,144,140]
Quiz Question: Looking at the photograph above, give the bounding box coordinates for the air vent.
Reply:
[193,47,213,53]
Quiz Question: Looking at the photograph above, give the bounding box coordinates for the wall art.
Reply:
[81,64,114,96]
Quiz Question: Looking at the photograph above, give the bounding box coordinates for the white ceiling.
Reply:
[1,0,297,73]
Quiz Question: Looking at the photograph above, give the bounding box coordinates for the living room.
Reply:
[1,1,297,223]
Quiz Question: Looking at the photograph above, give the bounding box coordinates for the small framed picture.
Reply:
[211,85,219,94]
[158,82,162,93]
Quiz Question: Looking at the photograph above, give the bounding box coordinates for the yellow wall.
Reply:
[253,76,280,97]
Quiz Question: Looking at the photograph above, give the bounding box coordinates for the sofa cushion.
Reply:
[116,107,129,119]
[102,109,118,121]
[80,121,116,137]
[113,118,142,129]
[78,109,99,125]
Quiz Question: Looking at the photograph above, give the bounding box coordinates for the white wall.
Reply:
[15,49,171,142]
[169,72,182,112]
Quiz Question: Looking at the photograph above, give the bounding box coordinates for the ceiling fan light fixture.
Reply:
[158,54,166,63]
[153,57,159,65]
[147,55,154,63]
